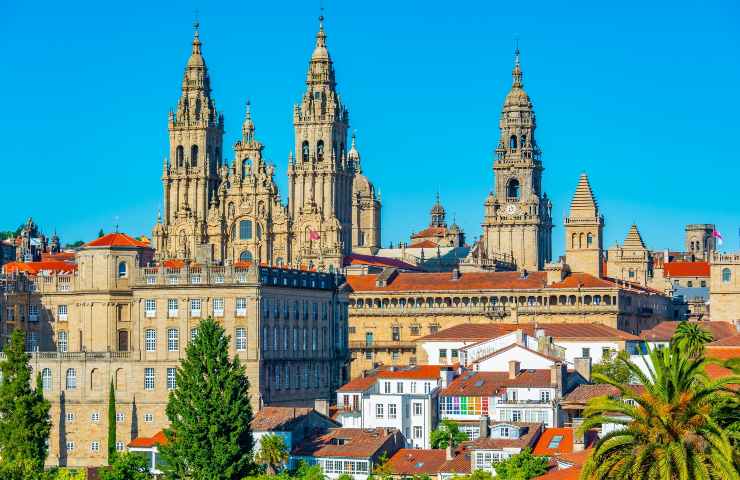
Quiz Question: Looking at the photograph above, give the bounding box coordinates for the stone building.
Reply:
[13,217,60,262]
[563,174,604,279]
[408,195,465,249]
[481,49,553,271]
[153,19,380,269]
[0,232,350,468]
[685,224,716,260]
[710,252,740,323]
[605,224,652,287]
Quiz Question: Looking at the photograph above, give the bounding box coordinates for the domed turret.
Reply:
[430,193,446,228]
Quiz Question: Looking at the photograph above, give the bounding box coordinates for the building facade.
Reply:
[153,19,381,269]
[685,224,716,260]
[710,252,740,323]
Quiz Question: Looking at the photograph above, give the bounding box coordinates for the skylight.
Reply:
[547,435,564,449]
[474,380,484,387]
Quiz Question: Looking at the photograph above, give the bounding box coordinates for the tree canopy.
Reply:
[431,419,469,449]
[493,449,548,480]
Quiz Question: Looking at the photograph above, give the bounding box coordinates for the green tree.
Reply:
[255,434,289,474]
[159,317,255,480]
[671,321,714,357]
[493,448,548,480]
[108,379,117,464]
[337,475,353,480]
[98,228,105,238]
[0,329,52,476]
[370,452,393,480]
[430,419,468,450]
[100,452,152,480]
[451,470,493,480]
[47,468,88,479]
[292,460,324,480]
[578,343,740,480]
[65,240,84,249]
[592,349,632,385]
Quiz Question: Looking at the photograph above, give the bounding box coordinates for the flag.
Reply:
[712,229,723,246]
[309,229,320,241]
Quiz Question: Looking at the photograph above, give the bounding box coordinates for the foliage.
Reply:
[592,349,632,385]
[98,228,105,238]
[336,474,353,480]
[578,342,740,480]
[430,419,468,449]
[493,448,548,480]
[671,321,714,357]
[451,470,494,480]
[0,330,52,476]
[159,317,255,480]
[100,452,152,480]
[370,452,393,480]
[292,460,324,480]
[65,240,85,248]
[255,434,289,474]
[108,379,116,464]
[47,468,87,479]
[0,224,24,240]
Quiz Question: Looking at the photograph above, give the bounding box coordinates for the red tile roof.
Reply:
[85,232,150,249]
[640,321,737,342]
[411,227,447,239]
[128,431,167,448]
[467,423,542,450]
[705,346,740,385]
[548,273,616,289]
[441,370,554,396]
[41,252,76,261]
[292,428,401,458]
[337,372,381,393]
[387,449,448,475]
[439,445,472,475]
[532,428,575,456]
[534,466,582,480]
[663,261,710,278]
[3,260,77,275]
[347,270,549,293]
[708,334,740,347]
[419,323,640,342]
[408,240,439,248]
[562,384,620,404]
[377,365,445,380]
[344,254,421,271]
[251,407,316,431]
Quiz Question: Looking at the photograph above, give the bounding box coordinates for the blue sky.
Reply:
[2,0,739,256]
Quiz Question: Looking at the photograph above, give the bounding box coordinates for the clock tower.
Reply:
[481,49,552,271]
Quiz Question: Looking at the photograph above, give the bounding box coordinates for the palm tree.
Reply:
[578,343,740,480]
[255,433,288,475]
[671,321,714,357]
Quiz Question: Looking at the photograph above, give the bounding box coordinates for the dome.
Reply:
[504,87,531,108]
[187,53,205,68]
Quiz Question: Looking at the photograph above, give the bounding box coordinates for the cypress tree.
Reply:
[0,329,52,474]
[108,379,117,464]
[159,317,255,479]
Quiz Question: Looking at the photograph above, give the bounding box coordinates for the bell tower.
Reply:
[564,173,604,277]
[482,48,552,271]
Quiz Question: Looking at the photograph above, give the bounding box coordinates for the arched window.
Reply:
[239,220,253,240]
[571,233,577,249]
[317,140,325,161]
[118,261,128,279]
[58,331,68,353]
[587,233,593,247]
[42,368,52,390]
[90,368,101,390]
[65,369,77,389]
[722,268,732,283]
[276,257,284,267]
[579,233,584,248]
[190,145,198,167]
[520,135,526,148]
[507,178,520,199]
[115,368,126,391]
[176,145,184,167]
[240,250,253,262]
[242,158,251,176]
[509,135,517,150]
[302,141,309,162]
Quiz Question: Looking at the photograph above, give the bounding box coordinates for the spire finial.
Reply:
[191,12,202,55]
[351,129,357,147]
[512,38,523,87]
[245,99,251,119]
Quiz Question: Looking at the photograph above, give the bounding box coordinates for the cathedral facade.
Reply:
[153,19,381,269]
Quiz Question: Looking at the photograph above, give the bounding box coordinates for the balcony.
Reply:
[497,398,554,406]
[348,340,416,350]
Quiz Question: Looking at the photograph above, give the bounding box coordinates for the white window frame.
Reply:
[91,412,100,423]
[236,328,247,351]
[167,367,177,390]
[145,299,156,318]
[214,298,226,317]
[190,298,202,317]
[145,329,156,352]
[57,304,68,321]
[91,441,100,453]
[168,298,179,318]
[235,297,246,317]
[413,402,423,416]
[376,403,384,418]
[144,368,155,391]
[388,403,397,419]
[144,413,154,423]
[413,426,423,439]
[167,328,179,352]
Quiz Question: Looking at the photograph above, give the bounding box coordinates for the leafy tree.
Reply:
[159,317,255,480]
[671,321,713,357]
[337,474,353,480]
[292,460,324,480]
[578,343,740,480]
[493,448,548,480]
[255,434,289,474]
[592,349,632,385]
[0,330,52,476]
[98,228,105,238]
[430,419,468,449]
[100,452,152,480]
[65,240,84,249]
[108,379,117,464]
[47,468,88,479]
[451,470,493,480]
[371,452,393,480]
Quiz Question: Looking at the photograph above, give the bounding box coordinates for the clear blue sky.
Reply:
[2,0,739,256]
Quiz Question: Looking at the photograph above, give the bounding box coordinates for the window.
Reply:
[65,369,77,389]
[145,329,156,352]
[722,268,731,283]
[424,382,431,394]
[236,328,247,351]
[376,404,384,418]
[42,368,52,390]
[91,441,100,453]
[115,412,125,423]
[239,250,253,262]
[507,178,520,199]
[66,441,75,452]
[439,349,448,360]
[317,140,324,161]
[413,402,423,415]
[66,412,76,423]
[144,413,154,423]
[397,381,404,394]
[582,347,590,358]
[29,304,39,322]
[115,441,124,452]
[58,331,68,353]
[58,304,68,321]
[410,325,420,336]
[687,280,693,287]
[235,298,246,316]
[118,261,128,278]
[118,330,129,351]
[547,434,564,449]
[214,298,225,317]
[365,350,373,360]
[239,220,253,240]
[384,381,391,394]
[388,403,397,419]
[167,368,177,389]
[410,382,417,393]
[145,299,156,317]
[190,328,198,341]
[26,331,38,351]
[413,426,422,439]
[167,298,178,317]
[451,349,459,359]
[302,140,309,161]
[628,269,635,279]
[701,280,707,287]
[167,328,179,352]
[144,368,155,390]
[391,326,400,341]
[91,412,100,423]
[540,390,551,402]
[190,299,202,316]
[509,134,518,150]
[190,144,198,167]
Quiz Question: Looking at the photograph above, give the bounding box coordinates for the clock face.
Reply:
[505,204,518,216]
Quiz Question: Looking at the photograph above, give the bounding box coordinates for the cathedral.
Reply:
[152,18,381,269]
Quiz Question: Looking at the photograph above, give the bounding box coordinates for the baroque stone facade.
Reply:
[153,20,380,269]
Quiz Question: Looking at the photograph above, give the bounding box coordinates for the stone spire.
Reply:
[306,14,336,88]
[431,192,446,228]
[623,224,646,249]
[242,100,255,143]
[569,173,599,218]
[182,21,211,96]
[347,131,361,170]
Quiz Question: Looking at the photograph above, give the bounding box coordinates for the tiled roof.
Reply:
[162,259,186,268]
[41,252,76,261]
[467,422,541,450]
[705,346,740,385]
[337,370,382,392]
[548,273,616,289]
[344,254,421,271]
[640,321,738,342]
[292,428,400,458]
[470,343,561,366]
[387,449,448,475]
[553,448,592,467]
[663,261,710,278]
[2,260,77,275]
[562,384,620,404]
[534,466,582,480]
[251,407,316,431]
[708,334,740,347]
[411,227,447,239]
[532,428,575,456]
[128,431,167,448]
[347,270,549,293]
[441,370,554,396]
[439,445,472,474]
[85,232,150,248]
[377,365,445,380]
[409,240,440,248]
[419,323,639,342]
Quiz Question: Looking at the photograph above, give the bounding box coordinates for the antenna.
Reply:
[193,8,200,31]
[114,216,120,233]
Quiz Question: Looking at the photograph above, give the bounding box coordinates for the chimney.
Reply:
[446,444,453,461]
[508,360,520,380]
[479,414,490,439]
[439,367,454,388]
[314,398,329,417]
[572,418,585,452]
[574,357,592,383]
[550,362,565,392]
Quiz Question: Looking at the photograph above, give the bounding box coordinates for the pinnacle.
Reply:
[568,172,598,217]
[623,224,646,249]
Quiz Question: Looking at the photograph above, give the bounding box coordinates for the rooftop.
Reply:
[2,260,77,275]
[640,321,738,342]
[292,428,401,458]
[377,365,445,380]
[418,322,640,342]
[84,232,150,249]
[251,407,330,431]
[386,449,448,476]
[663,261,710,278]
[343,253,420,271]
[467,422,542,450]
[128,431,167,449]
[441,370,554,396]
